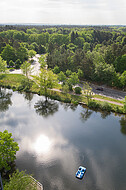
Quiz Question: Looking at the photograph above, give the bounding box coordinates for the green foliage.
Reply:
[83,82,93,104]
[4,169,37,190]
[53,66,60,74]
[0,130,19,171]
[15,59,21,69]
[77,69,83,79]
[28,50,36,58]
[0,56,7,73]
[18,78,33,91]
[124,96,126,112]
[120,71,126,88]
[93,62,116,84]
[0,26,126,89]
[62,83,69,93]
[74,86,82,94]
[1,45,16,64]
[39,54,47,69]
[68,72,79,86]
[9,60,14,68]
[66,69,72,77]
[58,71,66,82]
[16,46,28,63]
[21,61,32,77]
[114,54,126,73]
[34,68,58,96]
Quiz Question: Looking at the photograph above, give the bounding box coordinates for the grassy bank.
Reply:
[0,74,125,114]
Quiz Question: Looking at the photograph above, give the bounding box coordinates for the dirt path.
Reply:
[93,97,123,106]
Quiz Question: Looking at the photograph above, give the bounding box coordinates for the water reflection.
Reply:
[120,116,126,135]
[1,90,126,190]
[60,103,78,111]
[80,108,93,122]
[100,111,111,119]
[33,134,52,154]
[0,88,12,112]
[34,99,59,117]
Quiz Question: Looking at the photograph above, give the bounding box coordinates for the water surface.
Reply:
[0,88,126,190]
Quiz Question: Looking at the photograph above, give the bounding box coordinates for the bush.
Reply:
[100,102,112,112]
[88,100,100,109]
[74,86,82,94]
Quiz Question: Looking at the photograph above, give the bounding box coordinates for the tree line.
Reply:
[0,25,126,89]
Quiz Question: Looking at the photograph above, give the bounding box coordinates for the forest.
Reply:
[0,24,126,89]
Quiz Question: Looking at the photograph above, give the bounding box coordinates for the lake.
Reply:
[0,88,126,190]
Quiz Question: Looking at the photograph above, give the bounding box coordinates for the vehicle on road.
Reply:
[96,87,103,91]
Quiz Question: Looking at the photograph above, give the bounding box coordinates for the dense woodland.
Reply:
[0,25,126,89]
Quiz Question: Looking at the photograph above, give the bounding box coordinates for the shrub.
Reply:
[100,102,112,112]
[74,86,82,94]
[88,100,100,109]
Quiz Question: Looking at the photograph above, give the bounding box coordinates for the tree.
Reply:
[120,71,126,88]
[114,54,126,73]
[58,71,66,82]
[93,62,116,85]
[66,69,72,77]
[53,66,60,74]
[15,59,21,69]
[16,46,28,63]
[28,50,36,58]
[21,61,32,78]
[9,60,14,68]
[4,170,37,190]
[77,69,83,79]
[0,56,7,73]
[83,82,93,104]
[1,44,16,64]
[34,69,58,97]
[68,72,79,86]
[0,130,19,172]
[39,54,47,69]
[38,45,46,54]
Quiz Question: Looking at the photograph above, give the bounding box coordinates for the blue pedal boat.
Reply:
[76,166,86,179]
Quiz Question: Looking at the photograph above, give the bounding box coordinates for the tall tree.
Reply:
[0,130,19,172]
[34,69,58,97]
[1,44,16,64]
[21,61,32,78]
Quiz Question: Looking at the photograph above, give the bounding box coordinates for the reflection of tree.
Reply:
[80,108,93,122]
[0,88,12,112]
[23,92,34,108]
[60,102,78,111]
[23,92,34,102]
[100,111,111,119]
[120,117,126,135]
[34,99,59,117]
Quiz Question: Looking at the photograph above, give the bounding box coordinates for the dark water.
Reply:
[0,88,126,190]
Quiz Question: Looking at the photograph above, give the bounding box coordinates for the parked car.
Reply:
[75,166,86,179]
[96,87,103,91]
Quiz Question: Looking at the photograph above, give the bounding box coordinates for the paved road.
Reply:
[91,84,126,100]
[79,82,126,101]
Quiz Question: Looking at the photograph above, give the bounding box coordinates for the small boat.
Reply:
[75,166,86,179]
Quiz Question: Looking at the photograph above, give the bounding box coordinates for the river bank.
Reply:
[0,73,125,114]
